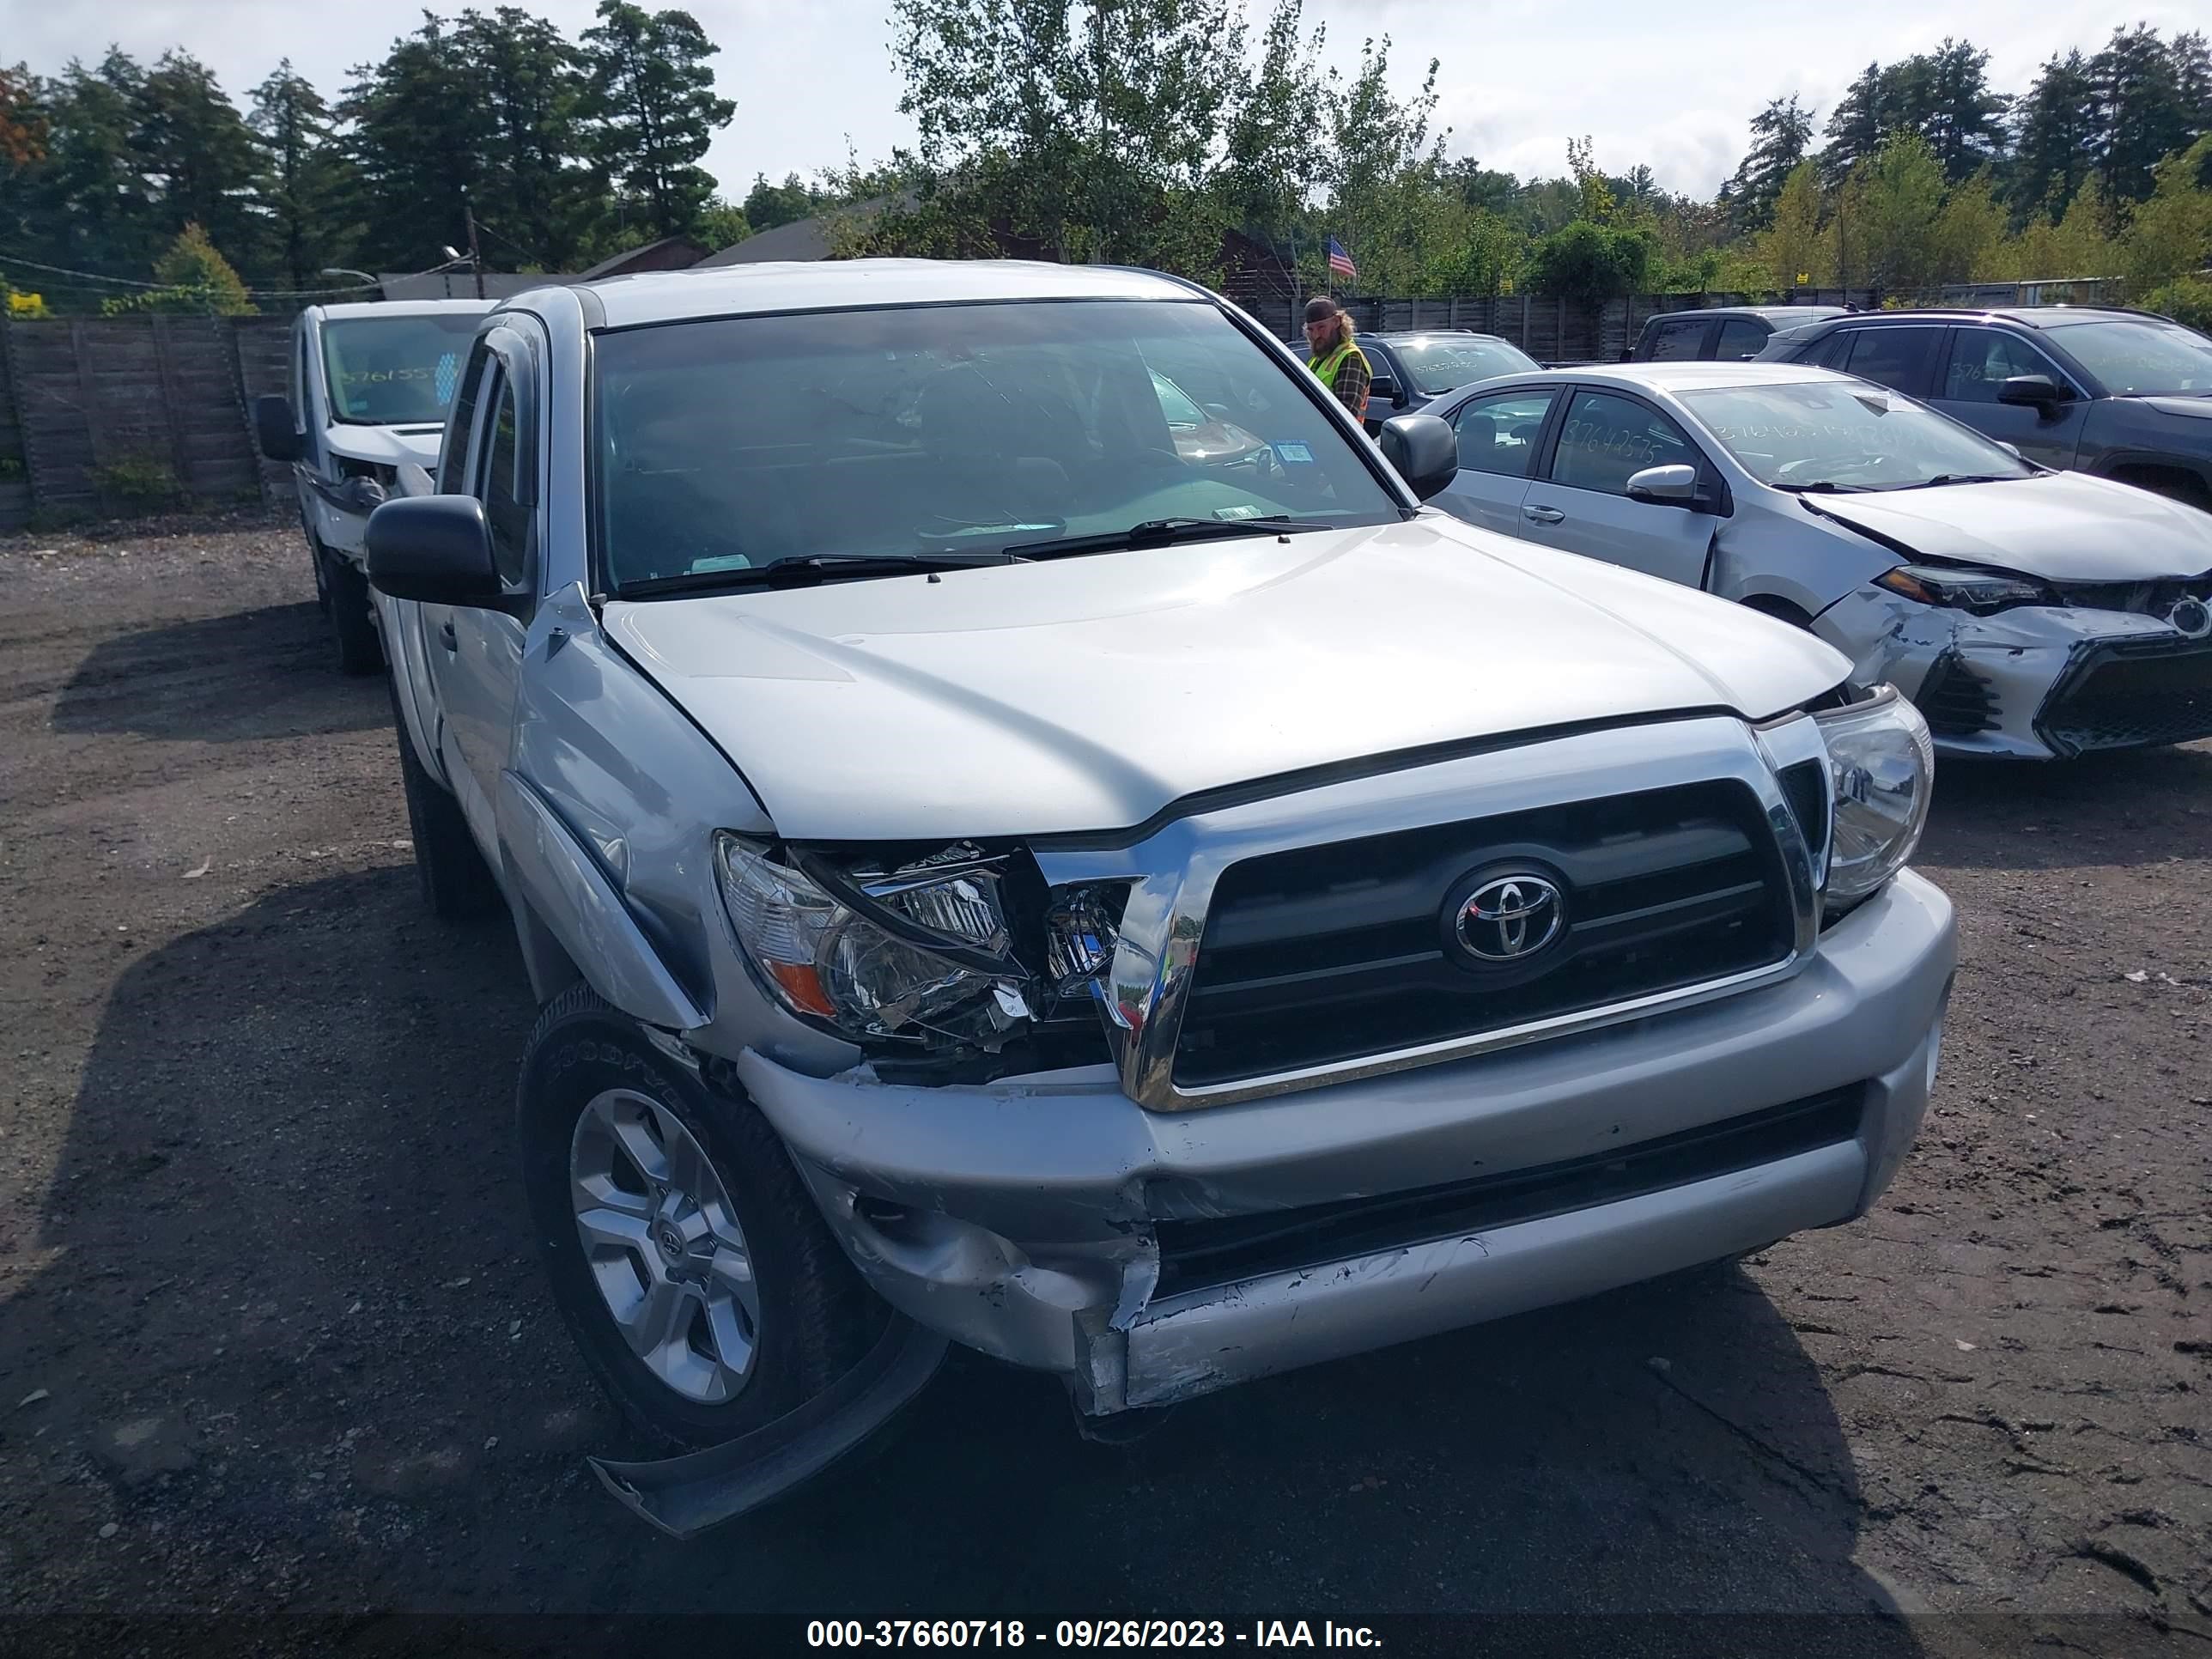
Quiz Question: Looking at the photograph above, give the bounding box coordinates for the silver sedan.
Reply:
[1425,362,2212,758]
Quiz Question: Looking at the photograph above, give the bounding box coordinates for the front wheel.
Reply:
[518,987,878,1450]
[322,546,384,676]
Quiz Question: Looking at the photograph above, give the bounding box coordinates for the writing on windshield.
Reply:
[321,314,482,425]
[1684,381,2033,491]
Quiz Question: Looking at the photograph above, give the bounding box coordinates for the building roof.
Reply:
[574,236,709,280]
[573,259,1200,328]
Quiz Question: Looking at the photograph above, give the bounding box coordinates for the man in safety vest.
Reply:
[1304,296,1371,422]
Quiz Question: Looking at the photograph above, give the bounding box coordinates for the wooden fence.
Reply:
[0,314,292,532]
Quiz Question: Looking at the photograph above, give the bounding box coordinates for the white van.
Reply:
[255,299,495,672]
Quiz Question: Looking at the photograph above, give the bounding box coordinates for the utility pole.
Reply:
[465,205,486,300]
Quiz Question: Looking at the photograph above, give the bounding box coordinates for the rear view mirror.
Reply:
[1626,464,1701,506]
[254,394,303,463]
[1997,374,2068,412]
[366,495,507,609]
[1378,413,1457,501]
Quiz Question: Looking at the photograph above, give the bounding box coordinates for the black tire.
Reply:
[384,672,502,921]
[519,985,879,1450]
[324,546,385,677]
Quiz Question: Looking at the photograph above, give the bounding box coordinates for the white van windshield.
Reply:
[320,314,481,426]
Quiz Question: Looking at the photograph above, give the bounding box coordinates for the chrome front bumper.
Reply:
[738,869,1955,1414]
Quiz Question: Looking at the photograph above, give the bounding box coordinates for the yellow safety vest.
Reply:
[1310,340,1370,418]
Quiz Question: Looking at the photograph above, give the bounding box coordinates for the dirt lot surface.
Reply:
[0,519,2207,1656]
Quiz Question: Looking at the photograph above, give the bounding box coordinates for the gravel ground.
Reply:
[0,518,2206,1655]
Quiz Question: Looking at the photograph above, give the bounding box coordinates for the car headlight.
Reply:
[713,834,1031,1048]
[1874,563,2047,613]
[1814,687,1935,908]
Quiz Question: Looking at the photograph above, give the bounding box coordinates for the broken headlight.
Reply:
[713,835,1031,1049]
[1875,563,2047,614]
[1814,686,1934,908]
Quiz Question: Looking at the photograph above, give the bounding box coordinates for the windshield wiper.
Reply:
[617,550,1024,599]
[1004,515,1328,560]
[1896,473,2016,489]
[1775,480,1875,495]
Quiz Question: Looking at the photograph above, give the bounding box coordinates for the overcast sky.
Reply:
[4,0,2202,207]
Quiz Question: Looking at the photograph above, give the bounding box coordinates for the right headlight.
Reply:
[1814,685,1935,908]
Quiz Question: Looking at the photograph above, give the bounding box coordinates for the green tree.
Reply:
[0,64,43,167]
[1527,217,1655,308]
[2091,24,2191,204]
[1216,0,1327,235]
[104,221,258,314]
[1726,94,1814,232]
[1823,62,1888,184]
[131,52,264,266]
[454,8,599,269]
[33,52,157,277]
[1909,39,2011,181]
[580,1,736,241]
[695,195,750,250]
[1755,159,1833,288]
[741,171,818,231]
[1837,132,1946,293]
[1932,168,2008,280]
[249,61,347,289]
[2007,173,2119,276]
[2121,135,2212,286]
[338,16,494,269]
[2009,51,2100,223]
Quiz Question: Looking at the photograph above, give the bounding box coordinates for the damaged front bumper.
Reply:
[1818,590,2212,759]
[738,869,1955,1416]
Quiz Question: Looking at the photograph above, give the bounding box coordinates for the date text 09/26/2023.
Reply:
[805,1620,1383,1650]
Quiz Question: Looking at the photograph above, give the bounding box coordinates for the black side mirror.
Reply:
[366,495,507,608]
[1370,373,1404,405]
[1997,374,2069,414]
[1378,413,1458,501]
[254,394,303,463]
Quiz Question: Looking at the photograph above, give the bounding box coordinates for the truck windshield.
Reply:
[592,299,1401,591]
[2044,319,2212,396]
[1682,379,2036,491]
[320,314,480,426]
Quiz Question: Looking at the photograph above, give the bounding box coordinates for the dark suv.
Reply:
[1343,331,1540,434]
[1629,306,1850,364]
[1759,307,2212,509]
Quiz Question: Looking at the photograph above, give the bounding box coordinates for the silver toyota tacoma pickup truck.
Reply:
[363,260,1956,1534]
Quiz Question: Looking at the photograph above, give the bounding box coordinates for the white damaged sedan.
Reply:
[1428,362,2212,758]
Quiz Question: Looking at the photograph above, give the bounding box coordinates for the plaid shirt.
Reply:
[1311,343,1371,420]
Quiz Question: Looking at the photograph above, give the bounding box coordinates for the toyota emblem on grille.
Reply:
[1455,874,1565,962]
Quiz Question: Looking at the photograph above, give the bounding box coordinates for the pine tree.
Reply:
[1822,64,1888,185]
[131,52,265,268]
[453,8,598,269]
[1914,39,2010,181]
[2091,24,2191,205]
[2009,51,2100,224]
[1727,94,1814,232]
[580,1,736,241]
[338,17,495,269]
[36,52,157,276]
[249,61,345,289]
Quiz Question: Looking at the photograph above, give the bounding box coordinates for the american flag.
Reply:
[1326,237,1357,282]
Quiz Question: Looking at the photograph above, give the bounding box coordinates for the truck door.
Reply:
[435,325,542,841]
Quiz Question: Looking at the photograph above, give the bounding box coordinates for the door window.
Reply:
[440,342,495,495]
[474,368,532,586]
[1548,392,1698,495]
[1841,327,1943,398]
[1714,318,1768,361]
[1644,319,1709,362]
[1450,392,1555,476]
[1942,329,2054,403]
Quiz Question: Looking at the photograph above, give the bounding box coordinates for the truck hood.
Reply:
[602,516,1850,841]
[1807,471,2212,582]
[322,423,444,468]
[2132,394,2212,422]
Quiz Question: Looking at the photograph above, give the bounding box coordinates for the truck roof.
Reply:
[557,259,1204,329]
[313,297,500,322]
